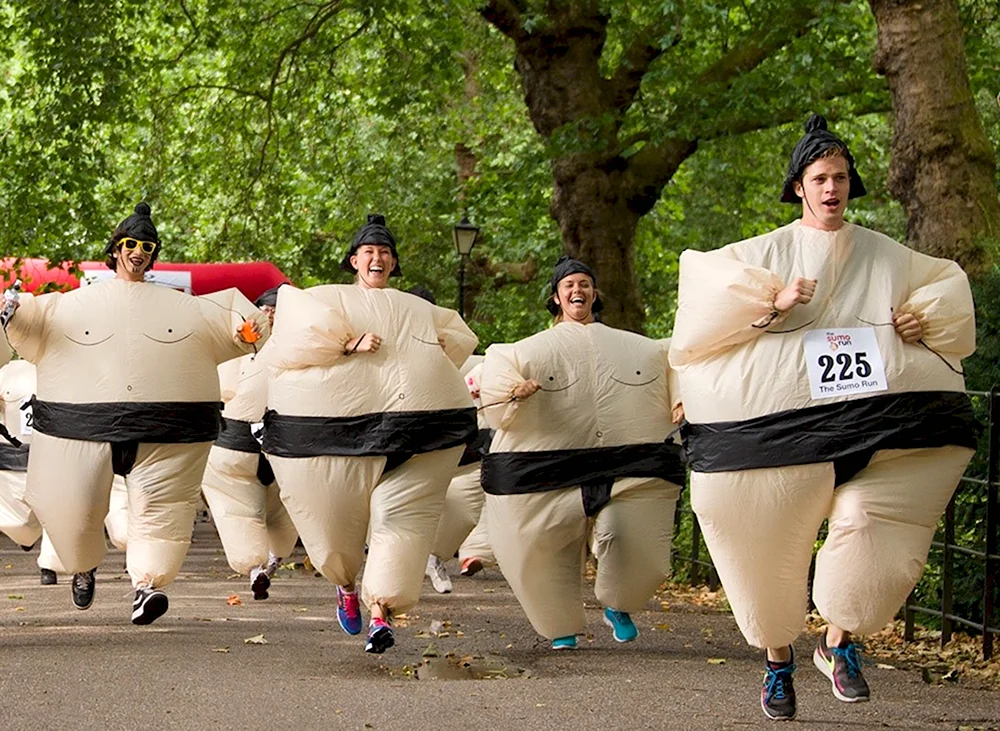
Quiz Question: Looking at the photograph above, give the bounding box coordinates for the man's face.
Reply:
[259,305,275,329]
[794,154,850,231]
[115,238,156,275]
[554,272,596,323]
[351,244,396,289]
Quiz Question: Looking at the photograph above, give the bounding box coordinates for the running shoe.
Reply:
[813,634,870,702]
[365,617,395,654]
[425,554,453,594]
[71,568,96,610]
[337,585,363,635]
[603,607,638,643]
[131,586,169,625]
[761,652,796,721]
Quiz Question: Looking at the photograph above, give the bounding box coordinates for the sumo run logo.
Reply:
[826,332,852,351]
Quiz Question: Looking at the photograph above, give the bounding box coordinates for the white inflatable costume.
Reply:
[202,347,297,579]
[670,219,977,647]
[481,321,684,641]
[0,360,128,572]
[430,357,496,570]
[5,279,266,592]
[263,284,477,615]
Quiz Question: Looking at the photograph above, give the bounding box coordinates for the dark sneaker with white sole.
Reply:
[131,587,169,625]
[40,568,58,586]
[71,568,96,610]
[364,618,395,654]
[813,634,870,702]
[761,651,796,721]
[251,568,270,601]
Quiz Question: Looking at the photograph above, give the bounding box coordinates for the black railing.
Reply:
[672,388,1000,661]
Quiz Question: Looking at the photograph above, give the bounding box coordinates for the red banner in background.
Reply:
[0,258,291,303]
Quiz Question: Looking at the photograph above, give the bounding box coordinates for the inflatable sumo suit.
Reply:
[201,301,297,576]
[262,279,478,614]
[669,116,977,648]
[0,360,128,569]
[430,356,496,567]
[6,265,267,589]
[481,313,685,640]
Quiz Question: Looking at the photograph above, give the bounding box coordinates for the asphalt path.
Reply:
[1,524,997,731]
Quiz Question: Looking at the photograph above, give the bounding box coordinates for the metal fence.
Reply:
[671,388,1000,661]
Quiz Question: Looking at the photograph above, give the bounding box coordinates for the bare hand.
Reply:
[774,278,817,313]
[671,403,686,425]
[892,312,923,344]
[512,379,541,401]
[347,332,382,354]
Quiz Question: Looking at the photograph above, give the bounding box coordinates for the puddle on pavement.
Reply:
[392,653,531,681]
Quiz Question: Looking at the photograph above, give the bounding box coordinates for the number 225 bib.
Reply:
[802,328,888,401]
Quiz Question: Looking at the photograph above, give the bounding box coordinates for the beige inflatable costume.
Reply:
[262,214,477,654]
[481,257,684,649]
[201,285,297,600]
[0,359,127,583]
[5,203,267,624]
[669,116,977,718]
[425,356,496,593]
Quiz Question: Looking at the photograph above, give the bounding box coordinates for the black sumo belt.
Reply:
[482,441,687,517]
[683,390,979,485]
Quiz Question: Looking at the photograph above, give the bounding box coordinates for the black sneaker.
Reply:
[131,587,169,625]
[251,569,270,601]
[813,634,870,702]
[71,568,96,610]
[761,652,796,721]
[40,568,58,586]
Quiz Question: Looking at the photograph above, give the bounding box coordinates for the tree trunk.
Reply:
[869,0,1000,276]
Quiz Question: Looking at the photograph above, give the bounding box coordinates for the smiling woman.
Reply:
[479,256,685,650]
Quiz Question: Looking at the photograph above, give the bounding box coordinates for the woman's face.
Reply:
[554,273,596,323]
[351,244,396,289]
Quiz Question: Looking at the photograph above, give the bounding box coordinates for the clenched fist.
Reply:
[774,278,817,313]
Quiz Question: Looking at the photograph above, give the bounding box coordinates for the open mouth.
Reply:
[368,265,384,275]
[569,295,586,305]
[821,198,840,210]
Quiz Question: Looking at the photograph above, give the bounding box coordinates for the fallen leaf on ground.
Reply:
[422,643,439,658]
[707,658,727,665]
[482,588,496,593]
[293,607,308,613]
[652,623,671,632]
[212,647,230,653]
[7,594,24,600]
[227,594,242,606]
[244,634,268,645]
[876,663,896,670]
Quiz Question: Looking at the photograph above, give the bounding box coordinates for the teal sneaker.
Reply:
[551,635,577,650]
[603,608,638,643]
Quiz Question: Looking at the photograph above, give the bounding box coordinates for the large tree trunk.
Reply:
[869,0,1000,276]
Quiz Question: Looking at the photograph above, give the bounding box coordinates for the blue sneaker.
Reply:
[551,635,577,650]
[336,586,363,635]
[603,608,638,643]
[761,651,797,721]
[365,617,395,654]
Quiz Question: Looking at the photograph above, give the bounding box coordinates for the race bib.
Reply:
[19,398,33,435]
[803,328,888,401]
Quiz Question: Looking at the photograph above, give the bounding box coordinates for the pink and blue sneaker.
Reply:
[365,617,395,654]
[336,586,362,635]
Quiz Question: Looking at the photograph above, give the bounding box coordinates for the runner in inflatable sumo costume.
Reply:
[425,355,496,593]
[201,284,297,601]
[262,214,477,654]
[480,257,685,650]
[0,359,128,584]
[669,115,978,721]
[4,203,267,624]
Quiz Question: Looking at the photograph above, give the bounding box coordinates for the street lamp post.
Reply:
[452,215,480,319]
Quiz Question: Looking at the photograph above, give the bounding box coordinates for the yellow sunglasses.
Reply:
[119,238,157,254]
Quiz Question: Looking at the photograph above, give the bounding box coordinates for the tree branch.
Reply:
[604,12,682,112]
[626,0,836,194]
[480,0,529,44]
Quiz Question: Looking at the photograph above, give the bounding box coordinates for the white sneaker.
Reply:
[425,554,452,594]
[264,554,281,579]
